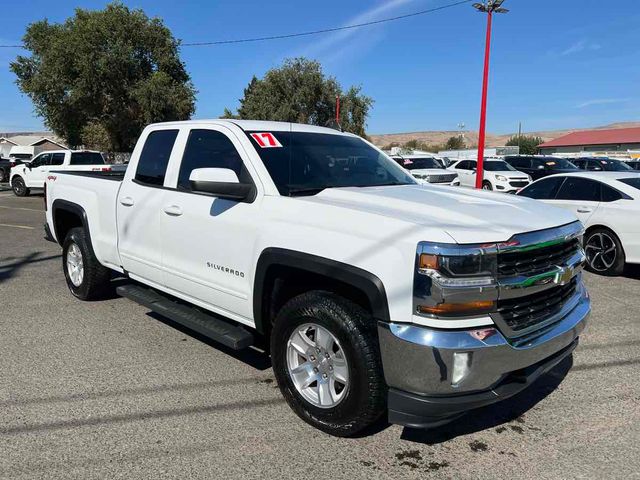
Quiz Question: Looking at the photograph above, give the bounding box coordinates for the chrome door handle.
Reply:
[163,205,183,216]
[119,196,134,207]
[577,207,593,213]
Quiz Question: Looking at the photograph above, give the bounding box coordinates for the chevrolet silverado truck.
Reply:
[11,149,108,196]
[44,120,590,437]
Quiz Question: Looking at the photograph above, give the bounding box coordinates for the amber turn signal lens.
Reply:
[419,253,439,270]
[418,301,495,316]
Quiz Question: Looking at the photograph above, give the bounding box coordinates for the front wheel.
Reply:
[12,176,29,197]
[62,227,112,299]
[271,291,386,437]
[584,228,625,276]
[482,181,493,191]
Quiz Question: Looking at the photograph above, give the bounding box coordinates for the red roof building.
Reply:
[538,127,640,154]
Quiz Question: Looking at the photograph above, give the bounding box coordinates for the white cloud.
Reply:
[575,98,631,109]
[295,0,420,64]
[560,39,602,56]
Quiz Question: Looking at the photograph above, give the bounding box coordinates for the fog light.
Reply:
[451,352,472,386]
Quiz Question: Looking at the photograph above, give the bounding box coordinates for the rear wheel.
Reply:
[482,181,493,191]
[12,176,29,196]
[62,227,112,299]
[584,228,625,276]
[271,291,386,437]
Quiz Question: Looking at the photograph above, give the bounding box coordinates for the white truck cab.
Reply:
[44,120,590,436]
[10,150,107,196]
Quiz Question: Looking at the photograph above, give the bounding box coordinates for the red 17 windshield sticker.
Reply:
[250,132,282,148]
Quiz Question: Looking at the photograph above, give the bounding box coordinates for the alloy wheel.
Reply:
[66,243,85,287]
[585,232,617,272]
[286,323,349,409]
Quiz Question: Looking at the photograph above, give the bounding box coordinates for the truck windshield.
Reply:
[597,159,634,171]
[70,152,105,165]
[245,131,416,196]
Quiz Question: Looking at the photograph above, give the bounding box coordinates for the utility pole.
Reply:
[472,0,509,189]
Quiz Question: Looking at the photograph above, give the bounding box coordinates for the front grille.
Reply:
[427,174,457,184]
[509,180,529,187]
[494,277,578,334]
[497,238,581,276]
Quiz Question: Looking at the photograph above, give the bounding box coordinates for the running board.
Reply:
[116,284,254,350]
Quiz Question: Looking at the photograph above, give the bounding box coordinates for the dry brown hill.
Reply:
[370,121,640,149]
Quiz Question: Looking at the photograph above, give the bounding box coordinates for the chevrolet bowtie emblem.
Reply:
[555,266,574,285]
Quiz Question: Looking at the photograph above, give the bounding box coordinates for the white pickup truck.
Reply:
[44,120,590,436]
[10,149,108,196]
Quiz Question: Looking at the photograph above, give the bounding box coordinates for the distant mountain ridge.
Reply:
[369,121,640,149]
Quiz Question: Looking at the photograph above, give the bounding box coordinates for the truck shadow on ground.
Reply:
[145,311,272,371]
[399,355,574,444]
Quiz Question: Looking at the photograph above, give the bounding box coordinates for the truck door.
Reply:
[160,127,261,324]
[25,153,51,188]
[116,128,179,287]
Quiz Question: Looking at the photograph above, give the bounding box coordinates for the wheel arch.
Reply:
[52,199,92,247]
[253,248,390,336]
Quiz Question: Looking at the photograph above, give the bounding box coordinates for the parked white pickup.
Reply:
[44,120,590,436]
[10,150,108,196]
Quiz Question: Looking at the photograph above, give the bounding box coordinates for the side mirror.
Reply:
[189,168,254,202]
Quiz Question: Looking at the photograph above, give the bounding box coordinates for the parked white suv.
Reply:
[391,155,460,186]
[44,120,589,436]
[448,159,531,193]
[10,150,108,196]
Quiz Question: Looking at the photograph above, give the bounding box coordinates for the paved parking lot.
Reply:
[1,188,639,479]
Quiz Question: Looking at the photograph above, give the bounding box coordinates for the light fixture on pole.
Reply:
[472,0,509,189]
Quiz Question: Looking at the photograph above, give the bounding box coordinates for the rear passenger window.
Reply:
[518,177,565,199]
[556,177,600,201]
[601,184,623,202]
[50,153,65,166]
[135,130,179,186]
[177,129,251,191]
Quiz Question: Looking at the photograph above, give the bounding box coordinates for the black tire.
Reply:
[482,181,493,191]
[584,227,625,276]
[12,176,29,197]
[271,291,386,437]
[62,227,112,300]
[0,168,6,183]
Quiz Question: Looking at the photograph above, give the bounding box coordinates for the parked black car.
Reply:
[571,157,635,172]
[628,160,640,170]
[504,155,579,180]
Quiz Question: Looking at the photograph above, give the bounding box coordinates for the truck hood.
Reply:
[301,185,578,244]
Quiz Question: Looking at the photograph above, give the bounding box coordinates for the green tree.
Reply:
[11,2,196,151]
[445,135,465,150]
[506,135,544,155]
[225,58,373,137]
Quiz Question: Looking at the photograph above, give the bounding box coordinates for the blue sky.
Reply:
[1,0,638,135]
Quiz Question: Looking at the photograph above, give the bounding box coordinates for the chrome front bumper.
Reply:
[379,281,590,427]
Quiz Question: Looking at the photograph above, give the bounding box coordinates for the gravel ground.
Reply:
[1,190,639,479]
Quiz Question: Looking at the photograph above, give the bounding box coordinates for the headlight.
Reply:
[495,175,507,182]
[414,243,499,318]
[419,253,496,286]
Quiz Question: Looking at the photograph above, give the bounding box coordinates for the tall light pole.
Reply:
[472,0,509,189]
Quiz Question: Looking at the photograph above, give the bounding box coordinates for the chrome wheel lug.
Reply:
[313,367,319,373]
[322,373,328,379]
[310,355,315,361]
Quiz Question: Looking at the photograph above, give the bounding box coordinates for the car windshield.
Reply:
[543,158,577,170]
[70,152,105,165]
[245,131,416,196]
[401,157,443,170]
[618,177,640,191]
[484,160,516,171]
[598,159,634,171]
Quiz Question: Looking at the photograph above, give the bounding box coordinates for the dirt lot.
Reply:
[1,189,639,479]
